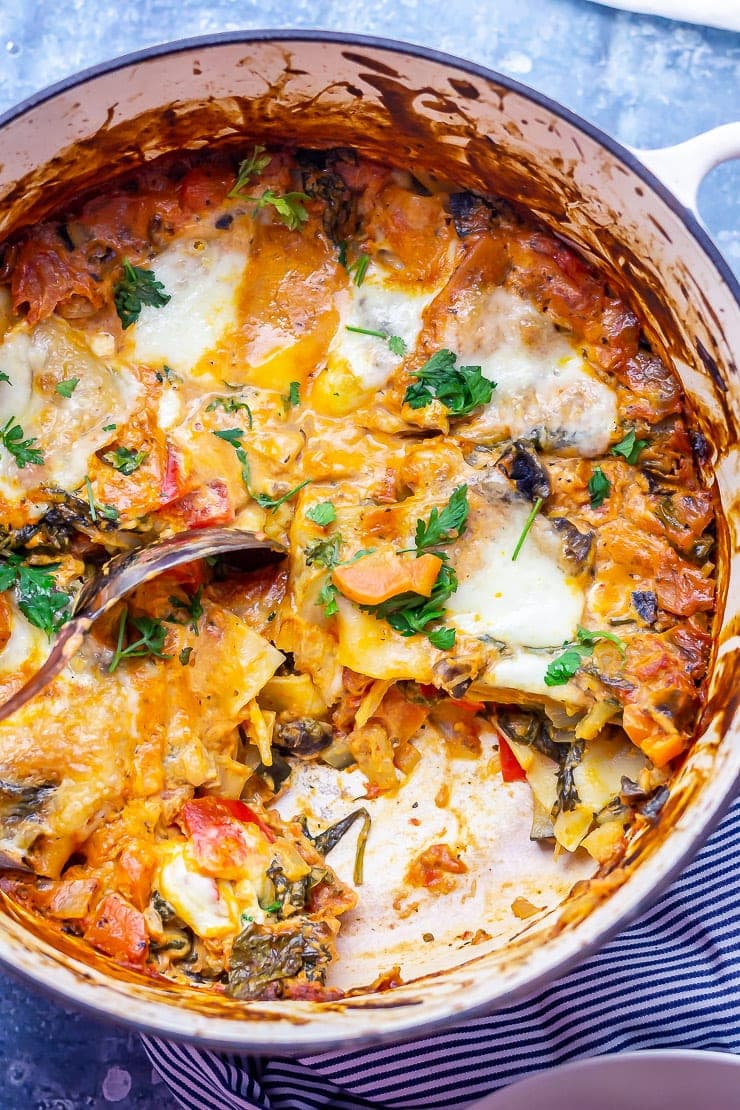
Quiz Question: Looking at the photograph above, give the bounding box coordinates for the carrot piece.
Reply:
[84,893,149,968]
[622,704,686,768]
[332,551,442,605]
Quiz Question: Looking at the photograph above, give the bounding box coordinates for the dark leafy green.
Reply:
[306,501,336,527]
[226,921,333,999]
[553,741,584,816]
[413,485,469,554]
[0,417,44,468]
[102,446,148,475]
[611,429,648,465]
[544,626,626,687]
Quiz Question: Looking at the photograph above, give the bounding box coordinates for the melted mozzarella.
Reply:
[0,600,48,678]
[157,844,238,938]
[0,318,139,511]
[127,236,247,378]
[328,270,437,392]
[448,286,617,456]
[447,510,584,648]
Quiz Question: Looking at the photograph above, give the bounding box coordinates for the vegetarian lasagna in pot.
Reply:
[0,145,715,999]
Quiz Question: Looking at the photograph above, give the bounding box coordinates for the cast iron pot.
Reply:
[0,31,737,1052]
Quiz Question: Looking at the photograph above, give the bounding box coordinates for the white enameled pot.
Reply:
[0,32,736,1053]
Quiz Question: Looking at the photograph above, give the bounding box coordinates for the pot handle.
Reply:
[629,121,740,218]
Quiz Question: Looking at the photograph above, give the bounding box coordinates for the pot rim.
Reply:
[0,28,737,1050]
[0,28,738,307]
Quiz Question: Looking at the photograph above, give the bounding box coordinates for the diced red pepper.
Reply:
[84,893,149,968]
[450,697,486,713]
[499,735,527,783]
[178,797,275,879]
[159,444,183,506]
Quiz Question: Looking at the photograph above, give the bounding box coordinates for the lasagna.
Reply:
[0,145,715,999]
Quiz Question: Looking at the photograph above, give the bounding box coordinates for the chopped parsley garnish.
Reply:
[179,645,193,666]
[360,561,458,647]
[413,485,469,554]
[102,446,148,476]
[254,478,312,514]
[347,253,370,286]
[428,626,456,650]
[0,371,10,384]
[318,578,339,617]
[83,476,120,525]
[588,466,611,508]
[544,626,627,687]
[212,427,251,489]
[113,260,171,329]
[206,395,253,427]
[167,585,204,635]
[228,145,271,198]
[108,607,171,673]
[305,534,342,569]
[251,189,310,231]
[611,429,648,465]
[0,554,70,638]
[0,416,44,468]
[306,501,337,527]
[55,378,79,398]
[283,381,300,410]
[403,349,495,417]
[511,497,543,562]
[345,325,407,356]
[102,423,117,432]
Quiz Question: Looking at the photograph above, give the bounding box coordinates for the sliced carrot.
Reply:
[332,551,442,606]
[622,704,686,768]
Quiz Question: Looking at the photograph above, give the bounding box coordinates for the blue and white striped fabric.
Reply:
[143,795,740,1109]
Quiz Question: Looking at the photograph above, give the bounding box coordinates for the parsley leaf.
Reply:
[252,189,309,231]
[83,476,119,524]
[403,349,495,417]
[360,562,458,645]
[179,645,193,666]
[0,554,70,638]
[588,466,611,508]
[347,253,370,286]
[544,626,626,687]
[511,497,543,562]
[345,325,407,356]
[283,381,300,410]
[102,446,148,475]
[318,578,339,617]
[0,371,10,385]
[0,416,44,468]
[108,607,171,673]
[306,501,337,527]
[611,429,648,465]
[305,534,342,569]
[428,626,456,650]
[55,378,79,398]
[113,259,171,329]
[206,395,253,427]
[212,427,251,489]
[102,423,117,432]
[228,145,271,197]
[254,478,312,514]
[414,485,469,554]
[167,585,204,635]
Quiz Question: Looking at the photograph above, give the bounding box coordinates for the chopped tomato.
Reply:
[178,797,275,879]
[499,736,527,782]
[167,479,235,529]
[84,893,149,968]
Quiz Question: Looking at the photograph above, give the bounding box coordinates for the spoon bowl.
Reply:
[0,528,285,724]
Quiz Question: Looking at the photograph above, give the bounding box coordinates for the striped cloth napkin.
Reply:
[143,795,740,1109]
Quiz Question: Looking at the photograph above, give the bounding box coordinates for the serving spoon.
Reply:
[0,527,286,724]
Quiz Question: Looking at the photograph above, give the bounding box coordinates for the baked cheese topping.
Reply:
[0,145,715,1001]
